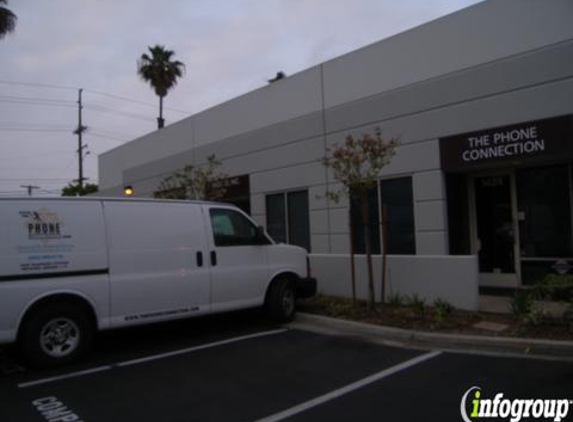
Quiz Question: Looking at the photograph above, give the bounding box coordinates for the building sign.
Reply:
[440,115,573,171]
[213,174,250,200]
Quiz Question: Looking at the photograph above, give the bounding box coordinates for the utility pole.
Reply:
[20,185,39,197]
[73,88,88,191]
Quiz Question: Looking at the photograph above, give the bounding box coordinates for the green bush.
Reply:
[533,274,573,302]
[433,299,453,324]
[387,292,404,307]
[510,290,546,326]
[510,290,533,319]
[407,294,426,316]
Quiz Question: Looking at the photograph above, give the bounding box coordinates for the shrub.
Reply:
[434,299,453,324]
[510,290,533,319]
[533,274,573,302]
[407,294,426,316]
[510,290,546,326]
[387,292,404,307]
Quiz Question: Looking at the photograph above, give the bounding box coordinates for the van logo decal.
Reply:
[19,208,70,242]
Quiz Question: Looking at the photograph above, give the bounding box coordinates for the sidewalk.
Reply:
[291,312,573,360]
[479,295,568,317]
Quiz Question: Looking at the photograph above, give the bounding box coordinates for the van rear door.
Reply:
[104,201,211,326]
[203,205,269,311]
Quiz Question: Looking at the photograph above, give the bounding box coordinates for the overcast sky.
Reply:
[0,0,483,196]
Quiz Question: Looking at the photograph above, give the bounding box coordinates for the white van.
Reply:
[0,198,316,367]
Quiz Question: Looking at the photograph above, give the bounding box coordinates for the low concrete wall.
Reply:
[309,254,479,311]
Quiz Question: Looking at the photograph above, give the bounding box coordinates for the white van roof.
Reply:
[0,197,230,207]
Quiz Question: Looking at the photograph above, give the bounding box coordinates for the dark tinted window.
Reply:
[517,165,571,257]
[287,190,310,252]
[266,190,310,251]
[266,193,286,244]
[210,208,259,247]
[380,177,416,255]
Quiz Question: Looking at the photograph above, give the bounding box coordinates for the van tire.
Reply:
[20,303,94,368]
[265,278,296,323]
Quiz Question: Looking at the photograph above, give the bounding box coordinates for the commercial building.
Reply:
[98,0,573,308]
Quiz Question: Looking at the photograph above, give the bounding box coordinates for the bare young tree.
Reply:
[154,155,228,201]
[323,128,398,308]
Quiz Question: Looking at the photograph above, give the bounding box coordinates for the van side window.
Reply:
[209,208,259,247]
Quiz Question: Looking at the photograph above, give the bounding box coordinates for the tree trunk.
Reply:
[348,207,356,306]
[381,204,388,307]
[157,95,165,129]
[362,190,375,309]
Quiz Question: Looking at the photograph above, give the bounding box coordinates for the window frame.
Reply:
[209,207,270,247]
[350,175,417,255]
[265,189,311,252]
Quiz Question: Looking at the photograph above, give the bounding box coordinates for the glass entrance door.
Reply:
[472,174,519,286]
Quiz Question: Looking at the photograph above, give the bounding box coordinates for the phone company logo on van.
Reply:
[19,208,70,241]
[461,386,571,422]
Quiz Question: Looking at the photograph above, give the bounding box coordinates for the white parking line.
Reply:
[18,366,112,388]
[250,350,442,422]
[18,328,288,389]
[117,328,288,367]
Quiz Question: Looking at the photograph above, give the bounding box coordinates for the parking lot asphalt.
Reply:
[1,311,572,422]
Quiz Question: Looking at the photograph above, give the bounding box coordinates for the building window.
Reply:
[517,165,572,284]
[350,177,416,255]
[380,177,416,255]
[266,190,310,251]
[446,174,471,255]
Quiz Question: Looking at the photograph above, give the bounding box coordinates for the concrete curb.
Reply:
[292,313,573,359]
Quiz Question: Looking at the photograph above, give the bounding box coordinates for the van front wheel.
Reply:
[266,279,296,323]
[20,303,94,368]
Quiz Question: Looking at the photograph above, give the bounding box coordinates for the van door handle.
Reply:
[196,251,203,267]
[210,251,217,266]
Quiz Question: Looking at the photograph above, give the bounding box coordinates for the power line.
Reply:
[0,79,78,91]
[21,185,40,196]
[89,127,134,138]
[0,178,72,181]
[0,94,74,104]
[84,103,155,122]
[0,122,70,128]
[84,88,191,114]
[85,132,128,143]
[0,99,77,108]
[0,150,72,162]
[0,79,191,114]
[0,128,71,132]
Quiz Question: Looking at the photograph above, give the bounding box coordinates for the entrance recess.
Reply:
[471,174,519,287]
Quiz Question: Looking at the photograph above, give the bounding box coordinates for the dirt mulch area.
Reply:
[298,295,573,342]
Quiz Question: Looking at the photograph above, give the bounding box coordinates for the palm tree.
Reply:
[0,0,17,39]
[137,45,185,129]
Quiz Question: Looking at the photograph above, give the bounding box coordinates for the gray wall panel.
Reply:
[323,77,573,152]
[310,209,329,235]
[413,170,445,202]
[325,40,573,134]
[415,200,447,232]
[416,231,448,255]
[193,66,323,147]
[311,234,330,254]
[221,136,324,176]
[322,0,573,108]
[194,111,323,163]
[250,162,325,194]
